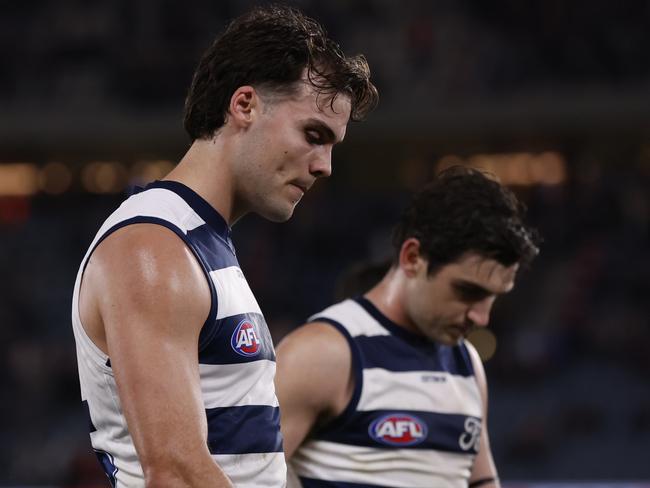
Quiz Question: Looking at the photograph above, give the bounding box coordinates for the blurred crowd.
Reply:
[2,0,650,110]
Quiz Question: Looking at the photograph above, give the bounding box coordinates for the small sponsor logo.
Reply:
[368,413,428,446]
[421,373,447,383]
[231,319,261,357]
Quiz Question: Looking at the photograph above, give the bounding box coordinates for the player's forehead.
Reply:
[443,253,519,294]
[280,76,351,141]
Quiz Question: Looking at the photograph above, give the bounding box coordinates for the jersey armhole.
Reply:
[81,216,220,361]
[308,317,363,432]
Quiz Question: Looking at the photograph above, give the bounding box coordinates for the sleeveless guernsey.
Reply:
[290,297,482,488]
[71,180,286,487]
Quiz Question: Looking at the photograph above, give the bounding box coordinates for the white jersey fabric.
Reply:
[72,180,286,487]
[290,298,482,488]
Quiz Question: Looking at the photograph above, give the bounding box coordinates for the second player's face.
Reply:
[404,253,519,345]
[236,79,351,222]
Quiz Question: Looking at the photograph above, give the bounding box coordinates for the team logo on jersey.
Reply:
[368,413,428,446]
[231,319,262,357]
[458,416,481,452]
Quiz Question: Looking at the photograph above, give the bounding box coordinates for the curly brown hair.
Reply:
[393,166,541,273]
[184,5,378,141]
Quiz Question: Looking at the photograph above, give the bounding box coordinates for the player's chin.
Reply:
[258,201,296,223]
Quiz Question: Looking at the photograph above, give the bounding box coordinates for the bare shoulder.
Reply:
[275,321,353,414]
[93,223,202,275]
[277,321,351,364]
[81,223,211,348]
[90,224,208,297]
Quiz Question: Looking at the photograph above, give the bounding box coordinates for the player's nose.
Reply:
[466,299,492,328]
[310,147,332,178]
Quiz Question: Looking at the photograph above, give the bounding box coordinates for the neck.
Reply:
[365,267,419,334]
[163,136,244,226]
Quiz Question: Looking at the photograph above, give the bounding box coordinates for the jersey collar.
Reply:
[141,180,233,244]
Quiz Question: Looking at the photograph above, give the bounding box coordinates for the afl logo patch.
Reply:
[231,319,261,357]
[368,413,428,446]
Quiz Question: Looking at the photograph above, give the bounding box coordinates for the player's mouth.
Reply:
[288,179,314,198]
[287,182,308,203]
[290,180,311,194]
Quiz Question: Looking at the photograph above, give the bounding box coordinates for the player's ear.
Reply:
[398,238,425,277]
[227,86,259,128]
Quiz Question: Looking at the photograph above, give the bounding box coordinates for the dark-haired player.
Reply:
[276,167,539,488]
[71,6,377,487]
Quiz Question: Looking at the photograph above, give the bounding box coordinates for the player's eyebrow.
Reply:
[451,279,496,301]
[303,118,341,144]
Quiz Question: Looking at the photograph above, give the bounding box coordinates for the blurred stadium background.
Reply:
[1,0,649,486]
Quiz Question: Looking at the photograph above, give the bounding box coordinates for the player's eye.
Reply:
[454,284,490,303]
[305,129,323,145]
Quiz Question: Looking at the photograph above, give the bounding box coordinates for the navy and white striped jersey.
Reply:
[289,298,482,488]
[71,180,286,487]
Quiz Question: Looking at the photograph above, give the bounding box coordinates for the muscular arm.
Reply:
[274,322,354,459]
[80,225,233,487]
[467,342,500,488]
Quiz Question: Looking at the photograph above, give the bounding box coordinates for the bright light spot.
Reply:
[437,154,464,172]
[536,151,566,185]
[467,328,498,361]
[82,161,127,193]
[0,163,39,196]
[131,160,174,184]
[39,162,72,195]
[467,154,499,177]
[437,151,567,186]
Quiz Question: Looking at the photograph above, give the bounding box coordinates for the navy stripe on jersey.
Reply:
[206,405,283,454]
[94,449,118,488]
[316,410,481,454]
[352,297,475,377]
[199,312,275,364]
[82,400,96,433]
[145,180,233,244]
[187,224,239,271]
[300,478,390,488]
[354,335,474,376]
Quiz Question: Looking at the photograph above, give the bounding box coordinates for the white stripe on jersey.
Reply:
[291,440,472,488]
[358,368,482,417]
[103,188,205,235]
[310,299,389,337]
[200,360,279,409]
[212,452,286,487]
[210,266,263,319]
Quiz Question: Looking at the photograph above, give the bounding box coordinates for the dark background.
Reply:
[1,0,649,485]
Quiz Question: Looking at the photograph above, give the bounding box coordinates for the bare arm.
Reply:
[467,341,500,488]
[274,322,354,459]
[81,225,233,487]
